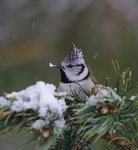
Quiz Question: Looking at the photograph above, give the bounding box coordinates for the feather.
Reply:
[64,44,84,63]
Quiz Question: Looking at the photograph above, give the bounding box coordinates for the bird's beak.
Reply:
[49,63,64,70]
[55,64,64,70]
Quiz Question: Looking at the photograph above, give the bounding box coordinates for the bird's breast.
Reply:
[57,77,95,95]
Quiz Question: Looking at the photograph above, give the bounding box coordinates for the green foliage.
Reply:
[51,60,138,150]
[112,60,137,97]
[0,60,137,150]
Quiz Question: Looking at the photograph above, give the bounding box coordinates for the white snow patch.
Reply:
[98,88,110,96]
[55,91,68,97]
[86,95,98,106]
[123,96,126,99]
[129,113,134,117]
[49,62,56,68]
[0,97,10,107]
[6,81,67,130]
[55,118,66,129]
[130,96,136,101]
[7,81,67,115]
[32,119,46,129]
[114,88,117,92]
[87,87,124,105]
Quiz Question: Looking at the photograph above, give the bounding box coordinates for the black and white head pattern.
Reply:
[63,43,84,64]
[60,44,89,83]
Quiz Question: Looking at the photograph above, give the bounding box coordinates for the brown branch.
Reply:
[102,132,137,150]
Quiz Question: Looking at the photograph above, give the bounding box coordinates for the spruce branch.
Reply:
[0,60,137,150]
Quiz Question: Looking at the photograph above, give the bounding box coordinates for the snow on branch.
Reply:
[0,81,67,141]
[0,60,137,150]
[6,81,66,117]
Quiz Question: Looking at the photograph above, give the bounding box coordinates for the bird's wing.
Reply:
[88,65,98,84]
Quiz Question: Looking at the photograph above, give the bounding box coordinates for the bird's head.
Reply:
[50,44,89,83]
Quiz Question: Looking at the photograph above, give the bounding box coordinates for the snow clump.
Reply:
[3,81,67,130]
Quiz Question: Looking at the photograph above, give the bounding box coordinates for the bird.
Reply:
[50,43,97,95]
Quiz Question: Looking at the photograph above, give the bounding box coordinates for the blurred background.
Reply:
[0,0,138,149]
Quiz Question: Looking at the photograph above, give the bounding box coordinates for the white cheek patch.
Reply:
[66,67,88,81]
[72,67,81,75]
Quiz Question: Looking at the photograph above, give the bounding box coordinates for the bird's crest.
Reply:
[64,43,84,63]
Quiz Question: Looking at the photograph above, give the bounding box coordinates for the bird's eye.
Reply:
[67,64,73,68]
